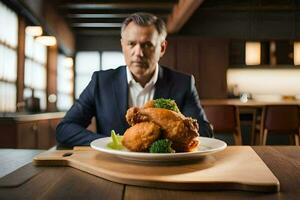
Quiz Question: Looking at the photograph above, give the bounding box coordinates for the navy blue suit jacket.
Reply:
[56,66,213,147]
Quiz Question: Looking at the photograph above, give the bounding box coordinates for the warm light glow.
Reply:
[25,26,43,36]
[35,36,57,46]
[65,57,73,67]
[294,42,300,65]
[227,68,300,101]
[245,42,261,65]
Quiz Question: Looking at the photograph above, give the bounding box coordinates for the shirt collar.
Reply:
[126,64,159,86]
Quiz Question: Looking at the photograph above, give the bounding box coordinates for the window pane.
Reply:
[34,40,47,64]
[25,33,34,58]
[5,48,17,82]
[24,29,47,111]
[75,51,100,98]
[75,52,100,74]
[35,90,46,110]
[0,1,18,47]
[101,51,125,70]
[0,81,16,112]
[57,94,73,111]
[0,2,18,112]
[57,54,74,111]
[75,75,93,99]
[0,45,3,79]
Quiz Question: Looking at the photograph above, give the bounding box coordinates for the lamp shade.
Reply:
[25,26,43,36]
[294,42,300,65]
[35,36,57,46]
[245,42,261,65]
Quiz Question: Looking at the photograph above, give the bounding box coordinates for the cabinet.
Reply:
[0,112,64,149]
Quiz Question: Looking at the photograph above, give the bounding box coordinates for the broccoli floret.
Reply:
[149,139,175,153]
[153,98,180,113]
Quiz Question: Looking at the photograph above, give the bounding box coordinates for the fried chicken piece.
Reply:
[143,100,155,108]
[126,107,199,152]
[121,122,161,152]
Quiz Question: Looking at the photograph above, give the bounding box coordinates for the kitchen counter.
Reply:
[0,112,64,149]
[0,112,65,122]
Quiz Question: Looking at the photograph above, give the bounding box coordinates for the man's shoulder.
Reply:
[94,65,126,78]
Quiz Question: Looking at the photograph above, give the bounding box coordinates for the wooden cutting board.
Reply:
[33,146,279,192]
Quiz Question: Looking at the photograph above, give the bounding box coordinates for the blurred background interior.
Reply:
[0,0,300,149]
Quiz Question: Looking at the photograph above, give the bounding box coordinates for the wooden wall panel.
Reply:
[16,17,25,108]
[198,39,228,98]
[47,45,58,112]
[159,37,229,99]
[176,38,200,91]
[159,38,177,70]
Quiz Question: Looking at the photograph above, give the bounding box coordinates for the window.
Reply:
[24,29,47,111]
[57,54,74,111]
[75,51,125,98]
[75,51,100,99]
[101,51,124,70]
[0,2,18,112]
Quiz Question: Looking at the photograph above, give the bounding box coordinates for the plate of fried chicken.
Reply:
[91,99,227,162]
[91,136,226,162]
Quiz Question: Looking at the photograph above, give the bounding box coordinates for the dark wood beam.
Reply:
[71,23,122,28]
[62,3,174,10]
[75,29,121,36]
[66,13,169,19]
[67,13,130,18]
[167,0,204,34]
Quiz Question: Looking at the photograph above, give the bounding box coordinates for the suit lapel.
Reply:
[154,66,172,99]
[112,66,128,127]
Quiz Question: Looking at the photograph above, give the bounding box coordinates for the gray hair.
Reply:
[121,12,167,39]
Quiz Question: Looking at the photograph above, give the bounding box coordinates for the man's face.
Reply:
[121,22,167,80]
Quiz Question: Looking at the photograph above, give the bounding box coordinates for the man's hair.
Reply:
[121,12,167,40]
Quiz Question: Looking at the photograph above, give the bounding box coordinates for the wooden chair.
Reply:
[260,105,300,145]
[203,105,242,145]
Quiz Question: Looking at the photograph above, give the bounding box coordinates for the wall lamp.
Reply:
[25,26,57,46]
[25,26,43,36]
[35,35,57,46]
[294,42,300,65]
[245,42,261,65]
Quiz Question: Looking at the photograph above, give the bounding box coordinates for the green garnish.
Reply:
[107,130,124,150]
[149,139,175,153]
[153,98,180,113]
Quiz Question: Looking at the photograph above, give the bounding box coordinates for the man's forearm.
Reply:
[56,122,101,147]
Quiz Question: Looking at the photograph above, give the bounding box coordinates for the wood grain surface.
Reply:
[32,146,279,192]
[0,149,43,178]
[1,146,299,200]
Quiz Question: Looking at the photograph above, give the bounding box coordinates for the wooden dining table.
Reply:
[200,99,300,107]
[201,99,300,145]
[0,146,299,200]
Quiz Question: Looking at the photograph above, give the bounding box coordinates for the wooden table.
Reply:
[201,99,300,145]
[0,146,299,199]
[200,99,300,107]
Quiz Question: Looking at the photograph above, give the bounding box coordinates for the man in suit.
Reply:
[56,12,213,147]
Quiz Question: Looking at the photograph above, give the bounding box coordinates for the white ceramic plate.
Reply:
[90,137,227,163]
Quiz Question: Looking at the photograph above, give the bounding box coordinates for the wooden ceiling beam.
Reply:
[67,13,169,19]
[67,13,130,19]
[71,23,122,28]
[167,0,204,34]
[62,3,174,10]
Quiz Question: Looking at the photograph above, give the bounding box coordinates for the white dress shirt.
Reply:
[126,64,159,107]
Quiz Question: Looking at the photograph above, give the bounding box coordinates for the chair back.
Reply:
[263,105,300,132]
[203,105,238,132]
